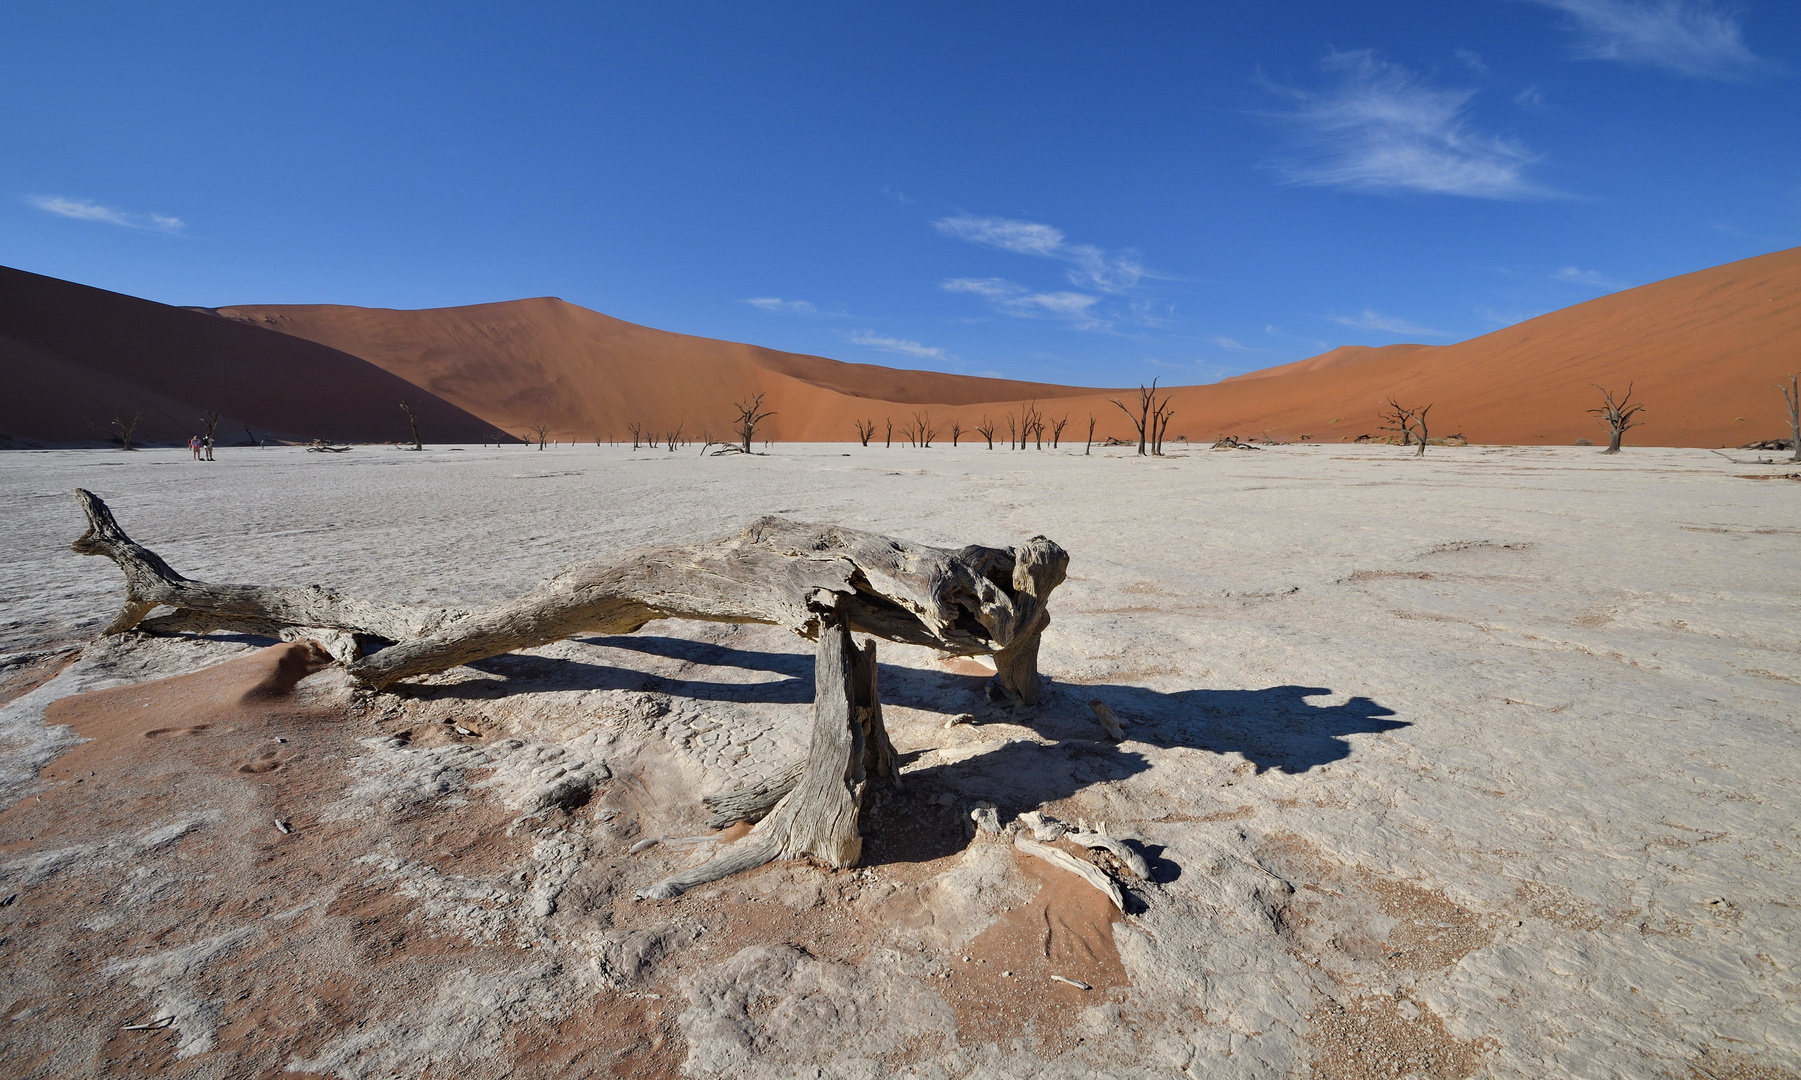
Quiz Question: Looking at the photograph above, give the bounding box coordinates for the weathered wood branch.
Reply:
[69,489,1067,702]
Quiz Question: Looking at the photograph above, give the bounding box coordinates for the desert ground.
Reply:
[1,440,1796,1080]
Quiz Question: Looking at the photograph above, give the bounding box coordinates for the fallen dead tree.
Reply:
[69,489,1071,897]
[70,489,1067,701]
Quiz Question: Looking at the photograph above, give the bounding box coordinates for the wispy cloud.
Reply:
[745,296,818,315]
[1261,50,1558,199]
[1514,85,1550,110]
[26,195,184,233]
[845,330,955,362]
[1333,309,1454,337]
[942,277,1106,329]
[1522,0,1765,79]
[934,214,1148,292]
[1455,48,1490,75]
[1552,265,1632,289]
[881,185,915,204]
[1205,334,1273,352]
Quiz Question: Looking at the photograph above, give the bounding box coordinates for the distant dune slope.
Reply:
[1221,343,1435,382]
[0,266,500,447]
[9,245,1797,450]
[219,246,1801,448]
[204,299,1096,444]
[1183,246,1801,446]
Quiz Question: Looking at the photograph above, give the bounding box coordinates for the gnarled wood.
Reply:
[639,610,881,899]
[69,489,1067,702]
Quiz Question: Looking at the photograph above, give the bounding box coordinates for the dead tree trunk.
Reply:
[398,401,422,451]
[734,394,774,454]
[110,412,143,451]
[1780,374,1800,463]
[69,490,1067,703]
[640,607,897,899]
[1589,383,1645,454]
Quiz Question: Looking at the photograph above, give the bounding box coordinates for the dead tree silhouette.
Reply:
[733,394,775,454]
[1589,384,1646,454]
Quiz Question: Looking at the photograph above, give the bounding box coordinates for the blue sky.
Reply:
[3,1,1797,386]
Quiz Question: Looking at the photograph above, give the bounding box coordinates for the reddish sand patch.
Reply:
[0,643,674,1079]
[938,849,1130,1046]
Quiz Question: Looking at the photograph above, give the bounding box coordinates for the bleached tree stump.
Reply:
[637,606,899,898]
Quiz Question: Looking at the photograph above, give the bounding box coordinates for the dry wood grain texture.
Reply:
[69,488,1067,701]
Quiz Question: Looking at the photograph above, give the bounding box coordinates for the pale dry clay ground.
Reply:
[0,441,1796,1079]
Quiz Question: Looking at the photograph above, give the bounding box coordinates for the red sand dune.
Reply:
[201,298,1096,446]
[0,266,500,447]
[7,245,1798,450]
[218,246,1801,448]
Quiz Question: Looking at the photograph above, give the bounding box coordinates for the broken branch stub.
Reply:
[68,489,1068,703]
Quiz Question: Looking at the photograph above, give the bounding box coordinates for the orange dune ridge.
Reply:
[216,246,1801,448]
[201,298,1097,446]
[5,245,1797,449]
[0,266,501,447]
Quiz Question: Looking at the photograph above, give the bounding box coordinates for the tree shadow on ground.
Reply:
[376,636,1404,877]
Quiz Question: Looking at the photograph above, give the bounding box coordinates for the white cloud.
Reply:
[845,330,954,362]
[26,195,185,233]
[1206,334,1268,352]
[1333,309,1454,337]
[1523,0,1764,79]
[1261,51,1558,199]
[1455,48,1490,75]
[1514,85,1550,110]
[942,277,1106,329]
[933,214,1148,292]
[1552,265,1632,289]
[745,297,818,315]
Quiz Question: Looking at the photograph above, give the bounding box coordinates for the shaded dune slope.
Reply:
[0,266,499,447]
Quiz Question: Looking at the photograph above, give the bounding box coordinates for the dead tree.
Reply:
[69,490,1069,897]
[950,421,963,447]
[200,411,224,453]
[528,421,551,451]
[733,394,775,454]
[854,419,876,447]
[1411,404,1432,457]
[884,418,893,448]
[906,411,937,448]
[976,416,995,450]
[1589,383,1645,454]
[1086,414,1096,455]
[1151,397,1176,456]
[398,401,422,451]
[665,423,683,452]
[1006,413,1018,450]
[1021,402,1045,450]
[627,422,644,450]
[1050,416,1069,449]
[1111,380,1172,457]
[1378,399,1416,446]
[110,412,143,451]
[1779,374,1801,462]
